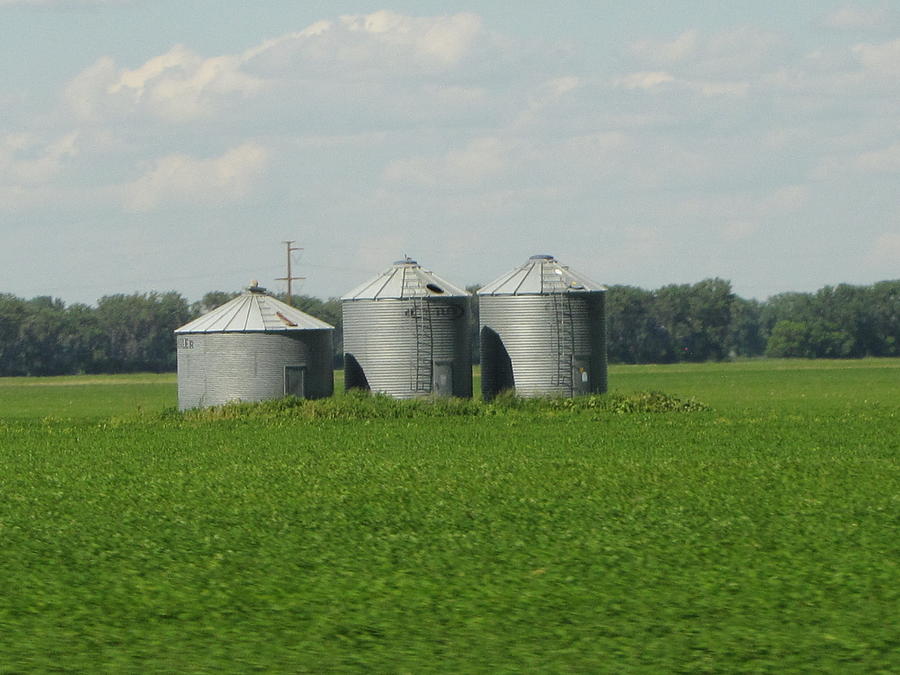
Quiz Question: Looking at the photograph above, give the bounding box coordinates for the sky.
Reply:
[2,0,898,305]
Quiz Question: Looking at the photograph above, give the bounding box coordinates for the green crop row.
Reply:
[168,389,708,423]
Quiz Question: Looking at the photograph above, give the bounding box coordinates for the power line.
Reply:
[275,240,305,306]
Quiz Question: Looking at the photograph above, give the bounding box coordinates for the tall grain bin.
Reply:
[174,282,334,410]
[478,254,607,400]
[342,258,472,398]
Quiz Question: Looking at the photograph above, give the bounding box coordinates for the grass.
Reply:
[0,359,898,672]
[0,372,176,420]
[606,358,900,413]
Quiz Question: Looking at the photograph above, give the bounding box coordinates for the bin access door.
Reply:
[433,361,453,397]
[572,356,590,395]
[284,366,306,398]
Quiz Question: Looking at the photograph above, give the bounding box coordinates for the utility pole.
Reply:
[276,240,305,306]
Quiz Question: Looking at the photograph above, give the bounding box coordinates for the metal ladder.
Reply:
[546,269,575,392]
[402,268,433,393]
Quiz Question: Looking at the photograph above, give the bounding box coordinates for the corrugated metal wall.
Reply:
[342,297,472,398]
[176,331,333,410]
[479,292,606,399]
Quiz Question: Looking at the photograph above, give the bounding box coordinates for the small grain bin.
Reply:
[174,282,334,410]
[341,258,472,398]
[478,254,607,400]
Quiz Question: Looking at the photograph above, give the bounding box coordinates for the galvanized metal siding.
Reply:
[430,297,473,397]
[302,330,336,400]
[342,297,471,398]
[176,331,333,410]
[479,293,606,398]
[342,300,415,398]
[588,293,608,394]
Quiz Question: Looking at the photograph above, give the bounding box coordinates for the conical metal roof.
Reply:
[175,283,334,334]
[341,258,469,300]
[477,254,605,296]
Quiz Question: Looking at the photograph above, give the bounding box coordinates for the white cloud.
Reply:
[694,80,750,97]
[243,9,485,75]
[509,75,584,131]
[241,9,491,91]
[65,11,489,124]
[761,185,809,213]
[765,37,900,97]
[0,134,31,164]
[563,131,628,157]
[383,137,509,188]
[676,184,811,226]
[824,6,890,29]
[0,132,78,184]
[64,56,118,121]
[854,142,900,172]
[383,124,634,199]
[631,30,698,64]
[629,27,782,78]
[66,46,264,123]
[291,132,388,150]
[614,70,748,98]
[701,27,783,75]
[423,84,488,107]
[123,143,269,211]
[853,37,900,75]
[615,71,674,90]
[533,75,582,101]
[408,11,482,66]
[333,10,482,67]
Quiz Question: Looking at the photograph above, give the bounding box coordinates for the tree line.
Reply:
[0,279,896,376]
[605,279,898,363]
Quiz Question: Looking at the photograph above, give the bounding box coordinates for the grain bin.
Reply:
[174,282,334,410]
[478,254,607,400]
[341,258,472,398]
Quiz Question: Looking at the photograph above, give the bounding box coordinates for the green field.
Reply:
[1,360,898,672]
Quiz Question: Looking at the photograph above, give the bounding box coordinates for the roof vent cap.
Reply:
[248,280,267,293]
